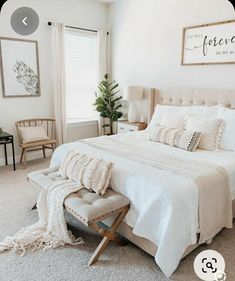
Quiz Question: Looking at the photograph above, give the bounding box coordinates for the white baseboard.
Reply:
[0,150,53,167]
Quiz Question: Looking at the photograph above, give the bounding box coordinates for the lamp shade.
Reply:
[123,86,143,101]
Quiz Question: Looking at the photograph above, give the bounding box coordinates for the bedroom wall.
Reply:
[0,0,107,165]
[109,0,235,93]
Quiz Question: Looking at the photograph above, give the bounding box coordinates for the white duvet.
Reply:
[50,131,235,277]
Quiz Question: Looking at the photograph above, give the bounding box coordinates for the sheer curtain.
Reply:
[97,30,109,136]
[51,23,67,145]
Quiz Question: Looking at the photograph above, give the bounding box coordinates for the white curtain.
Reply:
[51,23,67,145]
[97,30,109,136]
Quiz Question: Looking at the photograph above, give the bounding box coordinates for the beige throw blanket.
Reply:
[0,152,113,255]
[83,136,233,243]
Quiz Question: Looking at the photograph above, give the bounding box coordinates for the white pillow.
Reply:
[185,116,223,151]
[20,126,49,144]
[160,112,185,128]
[184,105,220,118]
[217,107,235,151]
[148,105,221,131]
[148,105,182,130]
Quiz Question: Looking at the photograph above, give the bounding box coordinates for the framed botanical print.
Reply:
[0,37,41,97]
[182,20,235,65]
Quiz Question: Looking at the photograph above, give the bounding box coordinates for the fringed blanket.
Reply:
[0,151,113,255]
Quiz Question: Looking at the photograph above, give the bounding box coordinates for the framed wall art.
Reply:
[182,19,235,66]
[0,37,41,97]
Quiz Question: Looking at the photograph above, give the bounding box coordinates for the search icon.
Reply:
[194,250,225,281]
[206,262,214,270]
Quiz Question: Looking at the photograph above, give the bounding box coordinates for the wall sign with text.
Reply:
[182,20,235,65]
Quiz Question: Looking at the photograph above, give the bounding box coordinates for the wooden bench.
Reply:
[27,167,130,265]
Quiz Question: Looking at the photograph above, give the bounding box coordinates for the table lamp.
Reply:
[123,86,144,122]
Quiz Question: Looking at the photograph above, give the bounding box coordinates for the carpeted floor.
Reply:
[0,159,234,281]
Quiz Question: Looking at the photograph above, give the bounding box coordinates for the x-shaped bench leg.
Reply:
[88,206,129,266]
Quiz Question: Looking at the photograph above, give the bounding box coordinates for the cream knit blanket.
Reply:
[0,151,113,255]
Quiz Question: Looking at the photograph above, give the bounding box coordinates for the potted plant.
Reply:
[94,74,123,135]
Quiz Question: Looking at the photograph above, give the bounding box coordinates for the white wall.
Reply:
[109,0,235,91]
[0,0,108,165]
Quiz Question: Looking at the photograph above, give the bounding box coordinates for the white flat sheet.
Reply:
[50,131,235,277]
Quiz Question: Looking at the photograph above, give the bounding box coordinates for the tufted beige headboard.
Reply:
[148,88,235,123]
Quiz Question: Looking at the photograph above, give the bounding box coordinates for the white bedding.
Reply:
[50,131,235,277]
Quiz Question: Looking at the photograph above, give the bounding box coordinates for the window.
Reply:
[64,28,98,123]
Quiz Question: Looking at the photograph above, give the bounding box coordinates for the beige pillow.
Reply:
[150,125,202,152]
[58,151,113,195]
[20,126,49,143]
[185,116,223,151]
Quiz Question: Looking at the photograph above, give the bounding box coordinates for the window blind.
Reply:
[64,28,98,122]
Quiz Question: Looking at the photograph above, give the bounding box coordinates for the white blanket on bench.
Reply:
[0,152,112,255]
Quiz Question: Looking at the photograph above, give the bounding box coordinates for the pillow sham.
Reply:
[185,116,223,151]
[150,125,202,152]
[148,104,221,131]
[20,126,49,144]
[160,112,185,128]
[217,107,235,151]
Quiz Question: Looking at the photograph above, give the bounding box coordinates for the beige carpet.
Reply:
[0,159,234,281]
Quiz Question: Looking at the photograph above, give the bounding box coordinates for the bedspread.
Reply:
[50,132,233,277]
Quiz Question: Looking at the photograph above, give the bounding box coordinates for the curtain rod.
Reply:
[48,22,109,35]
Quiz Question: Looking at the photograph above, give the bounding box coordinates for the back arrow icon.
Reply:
[22,17,27,26]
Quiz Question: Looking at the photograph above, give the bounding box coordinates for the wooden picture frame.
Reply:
[0,37,41,97]
[181,19,235,66]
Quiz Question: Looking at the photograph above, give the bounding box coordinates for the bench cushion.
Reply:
[27,168,130,225]
[65,189,129,224]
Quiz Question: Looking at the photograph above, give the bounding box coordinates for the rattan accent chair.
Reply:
[15,118,56,165]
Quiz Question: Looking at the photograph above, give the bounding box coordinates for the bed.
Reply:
[50,88,235,277]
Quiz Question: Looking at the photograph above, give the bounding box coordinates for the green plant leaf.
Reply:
[113,96,122,103]
[114,104,122,110]
[110,83,119,91]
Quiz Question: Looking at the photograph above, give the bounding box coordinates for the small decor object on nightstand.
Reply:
[0,132,16,171]
[123,86,144,123]
[117,121,147,134]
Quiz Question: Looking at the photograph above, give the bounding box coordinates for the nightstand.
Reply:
[117,121,147,134]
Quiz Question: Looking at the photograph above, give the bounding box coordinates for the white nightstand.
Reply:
[117,121,147,134]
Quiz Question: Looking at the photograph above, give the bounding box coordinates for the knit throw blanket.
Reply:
[0,151,113,255]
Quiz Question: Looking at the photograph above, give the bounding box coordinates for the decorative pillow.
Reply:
[185,116,223,151]
[147,104,221,131]
[58,151,113,195]
[217,107,235,151]
[20,126,49,144]
[150,125,202,152]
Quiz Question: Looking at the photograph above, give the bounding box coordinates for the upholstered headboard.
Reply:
[148,88,235,123]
